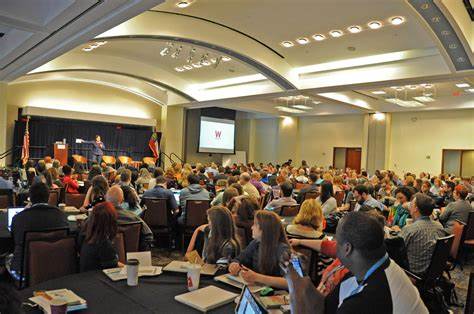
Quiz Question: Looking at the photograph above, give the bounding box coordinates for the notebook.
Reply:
[163,260,220,276]
[29,289,87,314]
[175,285,238,312]
[102,266,162,281]
[214,274,265,293]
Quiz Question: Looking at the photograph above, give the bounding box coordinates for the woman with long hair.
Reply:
[120,185,143,216]
[232,195,259,246]
[83,175,109,209]
[186,206,240,264]
[317,181,337,217]
[286,199,325,239]
[229,210,290,289]
[80,202,119,271]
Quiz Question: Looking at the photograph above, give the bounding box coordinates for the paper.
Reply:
[57,144,65,149]
[127,251,152,266]
[103,266,162,281]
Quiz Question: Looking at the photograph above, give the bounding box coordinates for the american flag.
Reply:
[21,117,30,165]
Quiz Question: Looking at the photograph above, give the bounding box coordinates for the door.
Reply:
[346,148,362,173]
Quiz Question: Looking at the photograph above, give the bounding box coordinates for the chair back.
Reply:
[113,233,126,264]
[185,200,210,228]
[463,212,474,243]
[466,272,474,314]
[295,183,310,190]
[304,191,319,200]
[450,220,466,260]
[235,226,249,249]
[293,246,320,284]
[27,236,76,286]
[118,156,132,165]
[102,155,116,165]
[118,222,142,253]
[422,235,454,289]
[260,192,271,209]
[349,200,357,211]
[48,189,59,207]
[334,191,345,207]
[65,193,86,208]
[0,189,14,208]
[280,204,300,217]
[72,154,87,164]
[143,157,156,166]
[142,198,169,228]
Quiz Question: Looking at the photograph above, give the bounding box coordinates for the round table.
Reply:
[19,270,239,313]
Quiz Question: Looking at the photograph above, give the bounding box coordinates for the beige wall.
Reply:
[0,82,7,166]
[389,109,474,175]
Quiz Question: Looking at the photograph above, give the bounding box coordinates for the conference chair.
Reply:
[304,191,319,200]
[142,198,171,247]
[259,192,271,209]
[118,156,132,165]
[181,200,210,251]
[48,189,59,207]
[465,272,474,314]
[448,220,466,269]
[114,233,126,264]
[279,204,300,217]
[143,157,156,167]
[334,191,345,207]
[65,193,86,209]
[26,236,77,287]
[102,155,116,166]
[0,188,15,208]
[118,222,142,254]
[72,154,87,165]
[19,227,69,289]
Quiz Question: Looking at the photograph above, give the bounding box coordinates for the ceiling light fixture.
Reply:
[466,88,474,93]
[390,16,405,25]
[275,106,305,114]
[183,65,193,70]
[420,83,433,88]
[281,41,294,48]
[413,96,435,102]
[368,21,383,29]
[386,98,424,107]
[348,25,362,33]
[312,34,326,41]
[82,47,93,52]
[292,105,313,110]
[372,91,386,95]
[192,63,202,68]
[221,56,232,62]
[406,85,418,90]
[160,47,170,56]
[329,30,343,38]
[391,86,404,91]
[176,1,191,8]
[296,37,310,45]
[373,112,385,121]
[175,67,184,72]
[456,83,470,88]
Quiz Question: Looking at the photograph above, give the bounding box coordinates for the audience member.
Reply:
[83,175,109,209]
[353,184,384,212]
[265,181,297,212]
[178,174,210,224]
[439,184,471,233]
[250,171,266,196]
[296,173,319,203]
[286,199,324,239]
[142,176,179,215]
[229,210,290,289]
[240,172,260,200]
[317,181,337,217]
[388,186,413,228]
[47,167,63,188]
[295,168,309,184]
[121,185,143,216]
[62,164,79,194]
[211,179,228,206]
[232,195,259,245]
[88,164,102,181]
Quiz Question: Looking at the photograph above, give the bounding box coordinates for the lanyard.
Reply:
[348,254,388,297]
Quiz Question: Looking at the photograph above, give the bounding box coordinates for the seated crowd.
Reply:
[2,157,474,312]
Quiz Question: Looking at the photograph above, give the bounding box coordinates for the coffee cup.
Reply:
[58,203,66,211]
[126,258,139,286]
[186,264,201,291]
[50,299,67,314]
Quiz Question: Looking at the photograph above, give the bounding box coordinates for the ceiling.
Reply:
[5,0,474,116]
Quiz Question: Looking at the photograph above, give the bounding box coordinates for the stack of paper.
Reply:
[103,251,162,281]
[29,289,87,314]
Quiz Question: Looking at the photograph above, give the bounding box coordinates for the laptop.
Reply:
[235,286,266,314]
[8,207,25,231]
[171,189,181,203]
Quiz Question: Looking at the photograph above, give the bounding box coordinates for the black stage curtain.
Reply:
[13,117,159,165]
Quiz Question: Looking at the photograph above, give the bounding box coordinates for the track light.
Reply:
[390,16,405,25]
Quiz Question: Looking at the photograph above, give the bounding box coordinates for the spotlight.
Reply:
[329,30,343,38]
[348,26,362,33]
[368,21,382,29]
[296,37,310,45]
[312,34,326,41]
[281,41,294,48]
[160,47,170,56]
[176,1,191,8]
[390,16,405,25]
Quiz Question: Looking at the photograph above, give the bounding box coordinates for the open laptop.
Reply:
[8,207,25,231]
[171,189,181,203]
[235,286,266,314]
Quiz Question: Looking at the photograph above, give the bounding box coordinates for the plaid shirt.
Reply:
[399,216,446,275]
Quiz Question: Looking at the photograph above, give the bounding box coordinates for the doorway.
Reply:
[333,147,362,173]
[442,149,474,177]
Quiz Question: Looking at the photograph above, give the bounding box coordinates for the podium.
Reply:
[54,143,68,165]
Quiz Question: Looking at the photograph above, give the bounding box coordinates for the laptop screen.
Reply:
[236,287,263,314]
[172,190,181,204]
[8,207,25,231]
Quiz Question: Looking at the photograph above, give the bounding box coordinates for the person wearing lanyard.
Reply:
[284,211,428,314]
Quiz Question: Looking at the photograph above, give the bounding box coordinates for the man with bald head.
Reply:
[240,172,260,200]
[106,185,154,250]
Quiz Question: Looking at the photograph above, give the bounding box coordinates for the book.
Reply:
[102,266,162,281]
[29,289,87,314]
[214,273,265,293]
[174,285,238,312]
[163,260,219,276]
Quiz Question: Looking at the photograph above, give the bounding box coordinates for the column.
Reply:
[277,116,300,165]
[0,82,7,167]
[366,112,390,174]
[161,105,185,169]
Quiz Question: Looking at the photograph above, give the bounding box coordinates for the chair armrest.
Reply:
[403,268,422,285]
[455,219,466,226]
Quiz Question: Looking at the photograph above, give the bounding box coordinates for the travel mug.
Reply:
[127,258,139,286]
[186,264,201,291]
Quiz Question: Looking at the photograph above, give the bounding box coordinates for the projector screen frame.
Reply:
[197,116,236,155]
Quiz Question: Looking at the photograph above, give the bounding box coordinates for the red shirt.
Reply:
[63,175,79,194]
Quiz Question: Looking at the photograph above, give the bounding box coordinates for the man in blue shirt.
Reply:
[81,135,105,165]
[353,184,385,212]
[141,176,179,214]
[0,176,14,190]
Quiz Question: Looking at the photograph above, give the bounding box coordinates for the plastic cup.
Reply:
[186,264,201,291]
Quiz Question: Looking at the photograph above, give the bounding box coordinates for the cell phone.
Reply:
[290,255,304,277]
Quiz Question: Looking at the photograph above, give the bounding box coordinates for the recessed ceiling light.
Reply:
[183,65,193,70]
[390,16,405,25]
[348,25,362,33]
[221,56,232,62]
[201,60,212,66]
[466,88,474,93]
[82,47,93,52]
[413,96,435,102]
[372,91,386,95]
[406,85,418,90]
[312,34,326,41]
[391,86,404,91]
[329,30,343,38]
[192,63,202,68]
[292,105,313,110]
[373,112,385,121]
[456,83,470,88]
[281,41,294,48]
[420,83,433,88]
[296,37,310,45]
[96,41,107,46]
[368,21,383,29]
[176,1,191,8]
[275,106,305,113]
[175,67,184,72]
